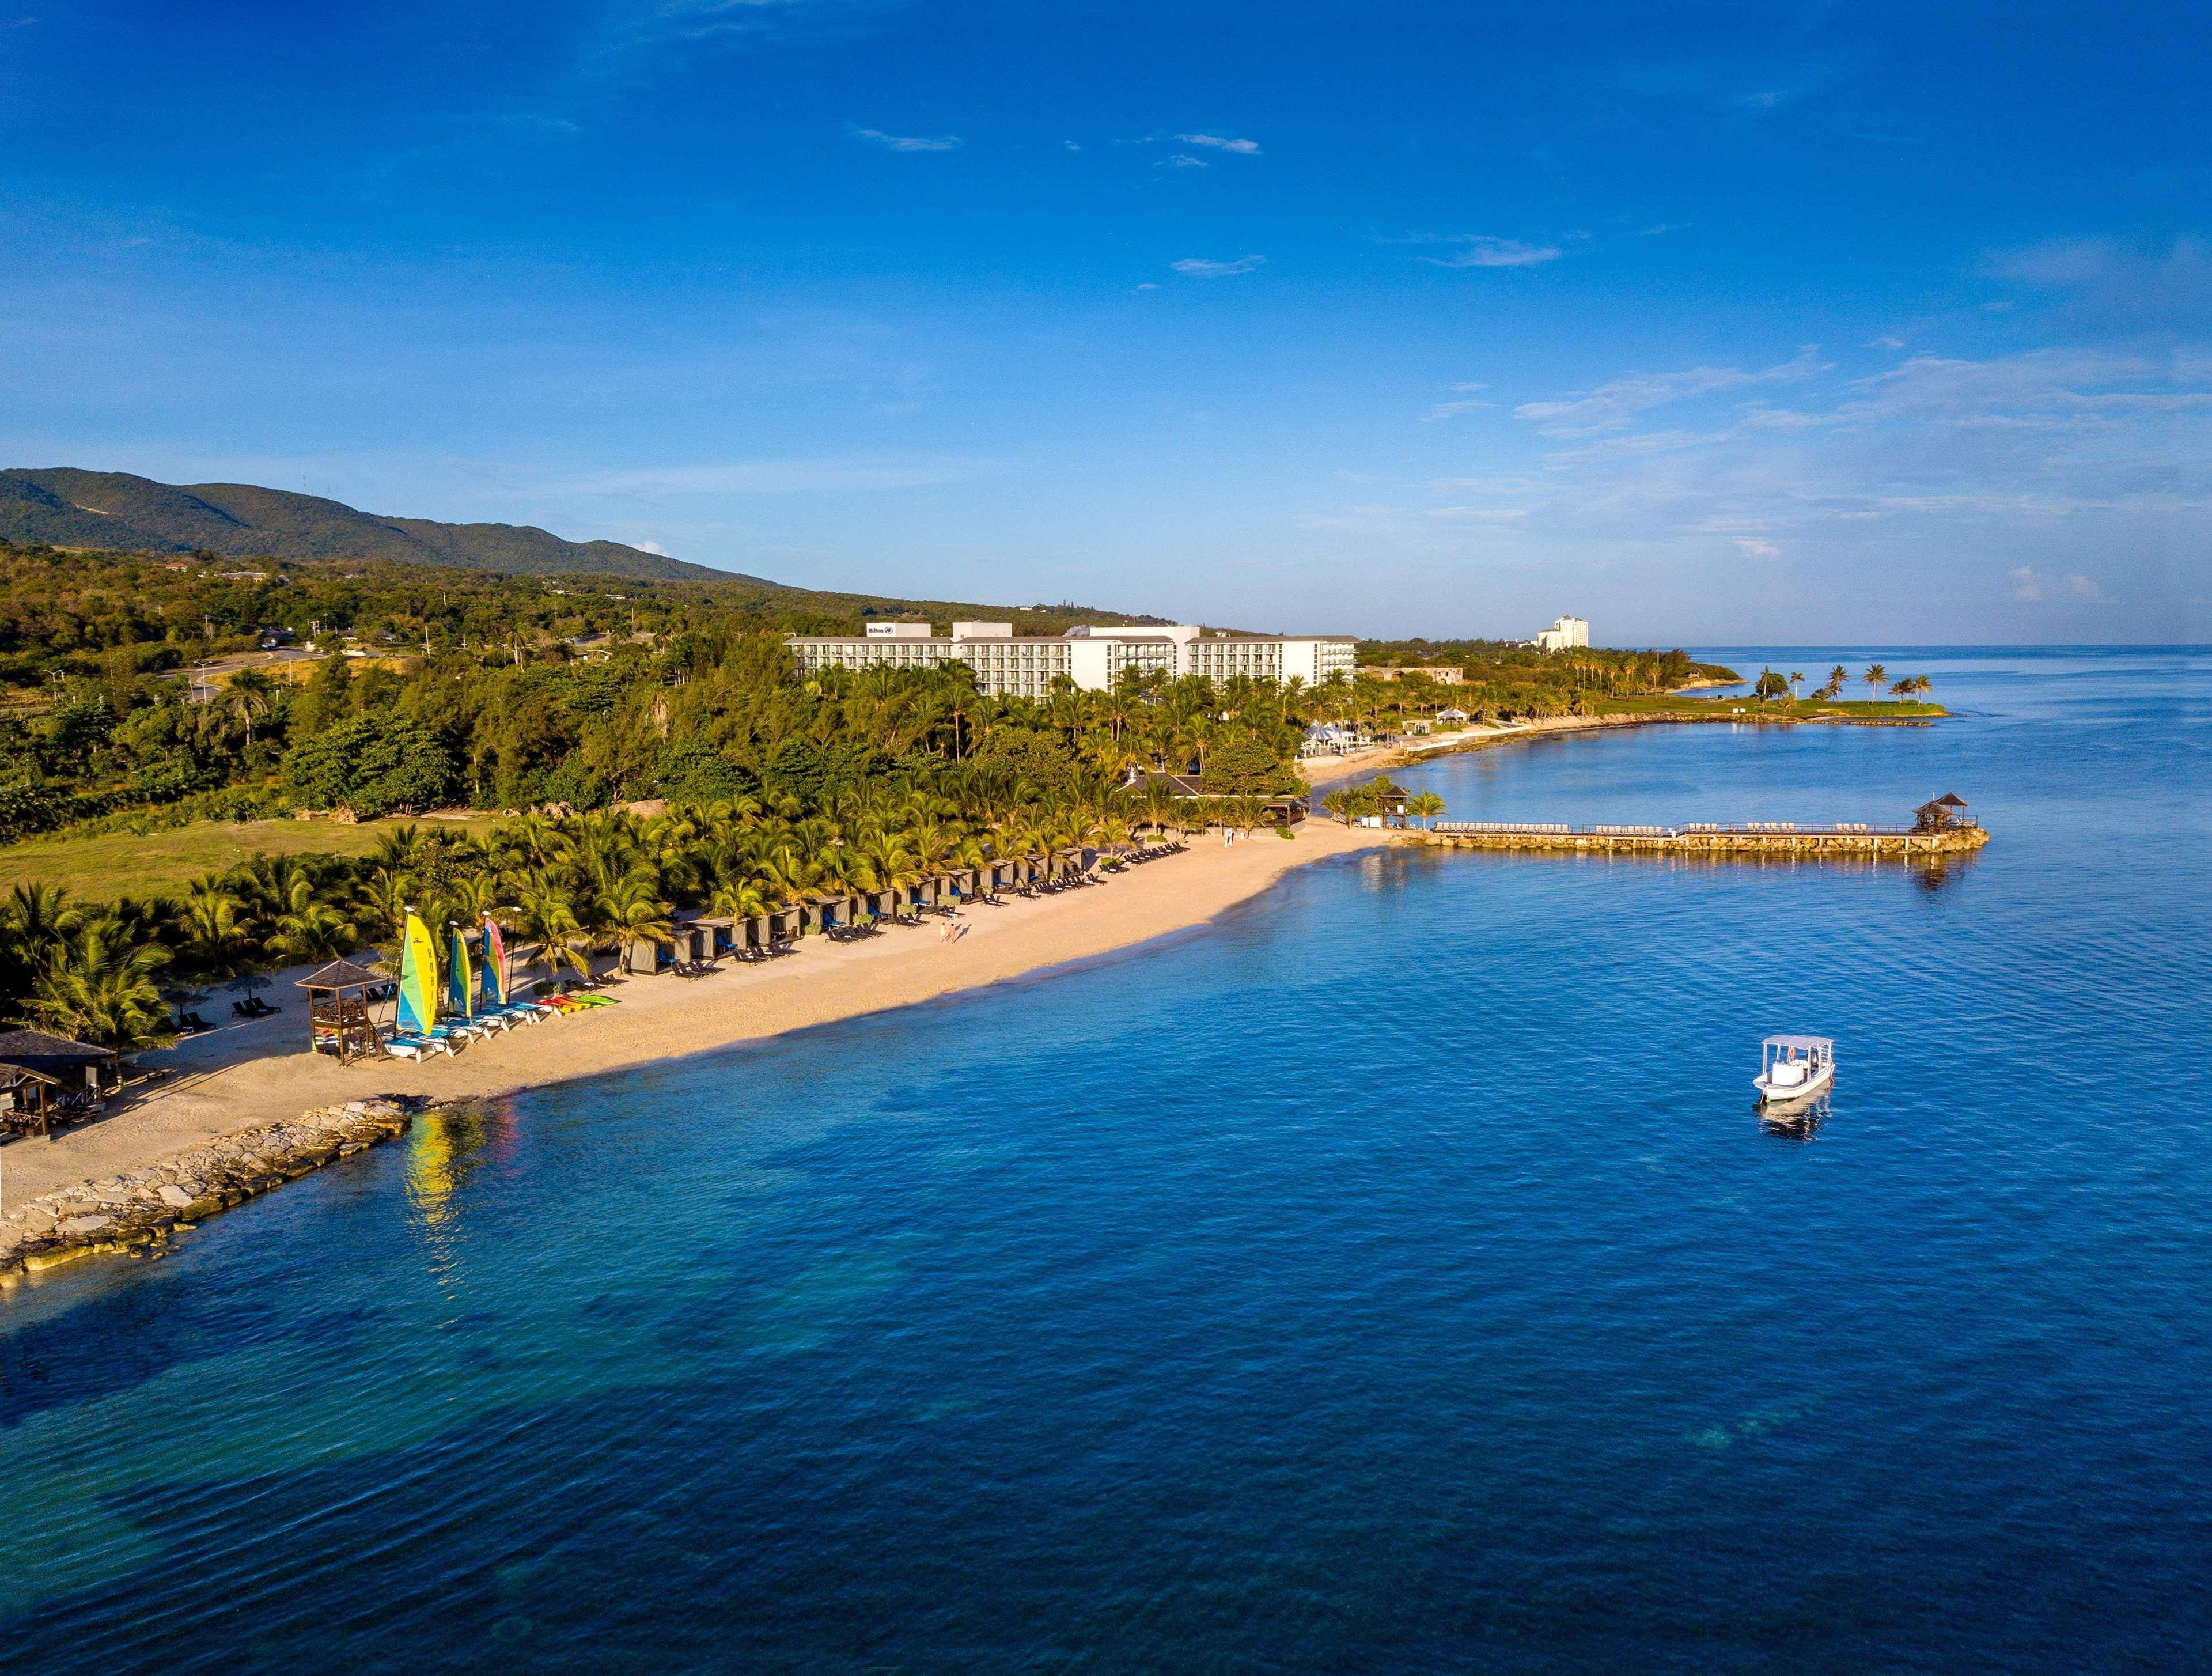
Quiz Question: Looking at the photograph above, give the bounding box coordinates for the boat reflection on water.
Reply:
[1757,1093,1830,1141]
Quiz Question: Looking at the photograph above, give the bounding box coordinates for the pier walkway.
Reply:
[1412,818,1987,859]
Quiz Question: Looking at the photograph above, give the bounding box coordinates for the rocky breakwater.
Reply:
[0,1098,417,1280]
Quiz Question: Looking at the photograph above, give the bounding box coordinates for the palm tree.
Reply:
[225,669,274,749]
[1,881,79,997]
[353,865,414,949]
[267,869,359,966]
[513,873,592,984]
[707,878,772,922]
[1789,671,1806,702]
[1863,663,1888,703]
[180,876,252,977]
[29,919,173,1051]
[1406,790,1446,830]
[592,868,674,957]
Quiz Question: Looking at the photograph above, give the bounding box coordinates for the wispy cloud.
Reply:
[1412,234,1562,270]
[1734,537,1781,558]
[848,126,961,153]
[2010,566,2103,603]
[1176,132,1260,154]
[1158,154,1207,170]
[1171,255,1265,278]
[1422,382,1494,421]
[559,457,995,495]
[1516,347,1829,433]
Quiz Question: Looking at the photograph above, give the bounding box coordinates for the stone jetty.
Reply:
[1406,823,1988,859]
[0,1098,416,1280]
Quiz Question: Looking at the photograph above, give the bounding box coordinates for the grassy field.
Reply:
[0,816,505,901]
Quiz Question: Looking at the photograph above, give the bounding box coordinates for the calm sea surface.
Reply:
[3,646,2207,1673]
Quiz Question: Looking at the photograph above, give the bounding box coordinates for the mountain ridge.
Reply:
[0,467,724,581]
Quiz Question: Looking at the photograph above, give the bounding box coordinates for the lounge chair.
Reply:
[384,1032,454,1061]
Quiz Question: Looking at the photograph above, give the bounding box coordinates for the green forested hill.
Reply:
[0,467,725,581]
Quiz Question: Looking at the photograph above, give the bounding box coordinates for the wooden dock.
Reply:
[1410,819,1988,860]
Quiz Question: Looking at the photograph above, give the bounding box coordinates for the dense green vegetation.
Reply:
[0,467,722,578]
[0,541,1775,1054]
[1357,640,1736,689]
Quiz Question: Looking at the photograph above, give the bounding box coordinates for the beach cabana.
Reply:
[1914,792,1972,832]
[298,958,389,1064]
[0,1028,116,1137]
[803,894,854,935]
[623,935,676,975]
[692,917,736,960]
[2,1064,62,1138]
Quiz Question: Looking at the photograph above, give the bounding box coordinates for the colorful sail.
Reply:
[396,911,440,1035]
[483,917,509,1005]
[448,926,475,1020]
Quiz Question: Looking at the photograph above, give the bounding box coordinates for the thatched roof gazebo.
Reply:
[298,958,390,1064]
[1914,792,1972,832]
[0,1028,116,1137]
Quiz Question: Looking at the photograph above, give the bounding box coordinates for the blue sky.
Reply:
[3,2,2206,643]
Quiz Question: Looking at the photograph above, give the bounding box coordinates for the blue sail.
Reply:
[448,927,475,1019]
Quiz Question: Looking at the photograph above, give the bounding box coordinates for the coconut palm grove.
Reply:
[0,542,1797,1051]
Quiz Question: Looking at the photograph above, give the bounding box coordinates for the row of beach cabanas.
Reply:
[619,851,1120,972]
[308,839,1186,1058]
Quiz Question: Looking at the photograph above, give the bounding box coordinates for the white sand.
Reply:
[1,822,1393,1205]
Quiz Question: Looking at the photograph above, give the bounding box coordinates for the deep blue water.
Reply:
[3,647,2208,1673]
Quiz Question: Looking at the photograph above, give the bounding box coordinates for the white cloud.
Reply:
[1428,506,1527,522]
[849,127,961,153]
[1133,281,1159,291]
[1063,139,1081,152]
[1422,398,1493,421]
[1176,133,1261,154]
[1868,334,1906,349]
[634,540,669,555]
[2010,566,2103,603]
[1416,234,1562,270]
[1171,255,1265,278]
[1158,154,1207,170]
[1734,537,1782,559]
[1516,347,1829,434]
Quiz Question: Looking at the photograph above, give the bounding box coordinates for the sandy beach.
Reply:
[2,820,1393,1208]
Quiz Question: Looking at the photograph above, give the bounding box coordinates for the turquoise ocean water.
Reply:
[2,646,2207,1671]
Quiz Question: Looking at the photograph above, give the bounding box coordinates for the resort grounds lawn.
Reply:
[0,816,505,902]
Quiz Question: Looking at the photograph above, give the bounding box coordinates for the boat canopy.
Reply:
[1762,1034,1832,1051]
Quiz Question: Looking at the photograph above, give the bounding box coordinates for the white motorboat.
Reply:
[1754,1034,1834,1106]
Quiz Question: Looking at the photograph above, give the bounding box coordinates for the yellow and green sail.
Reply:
[396,911,440,1035]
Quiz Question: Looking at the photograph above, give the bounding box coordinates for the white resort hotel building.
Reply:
[787,621,1357,702]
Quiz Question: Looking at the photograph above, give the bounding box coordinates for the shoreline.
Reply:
[1296,705,1940,790]
[2,820,1395,1278]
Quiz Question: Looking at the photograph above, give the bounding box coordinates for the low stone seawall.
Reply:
[0,1098,418,1280]
[1406,827,1989,859]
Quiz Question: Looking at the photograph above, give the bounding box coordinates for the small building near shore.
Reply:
[1914,792,1972,831]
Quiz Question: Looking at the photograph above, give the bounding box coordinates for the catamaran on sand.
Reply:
[1755,1035,1834,1106]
